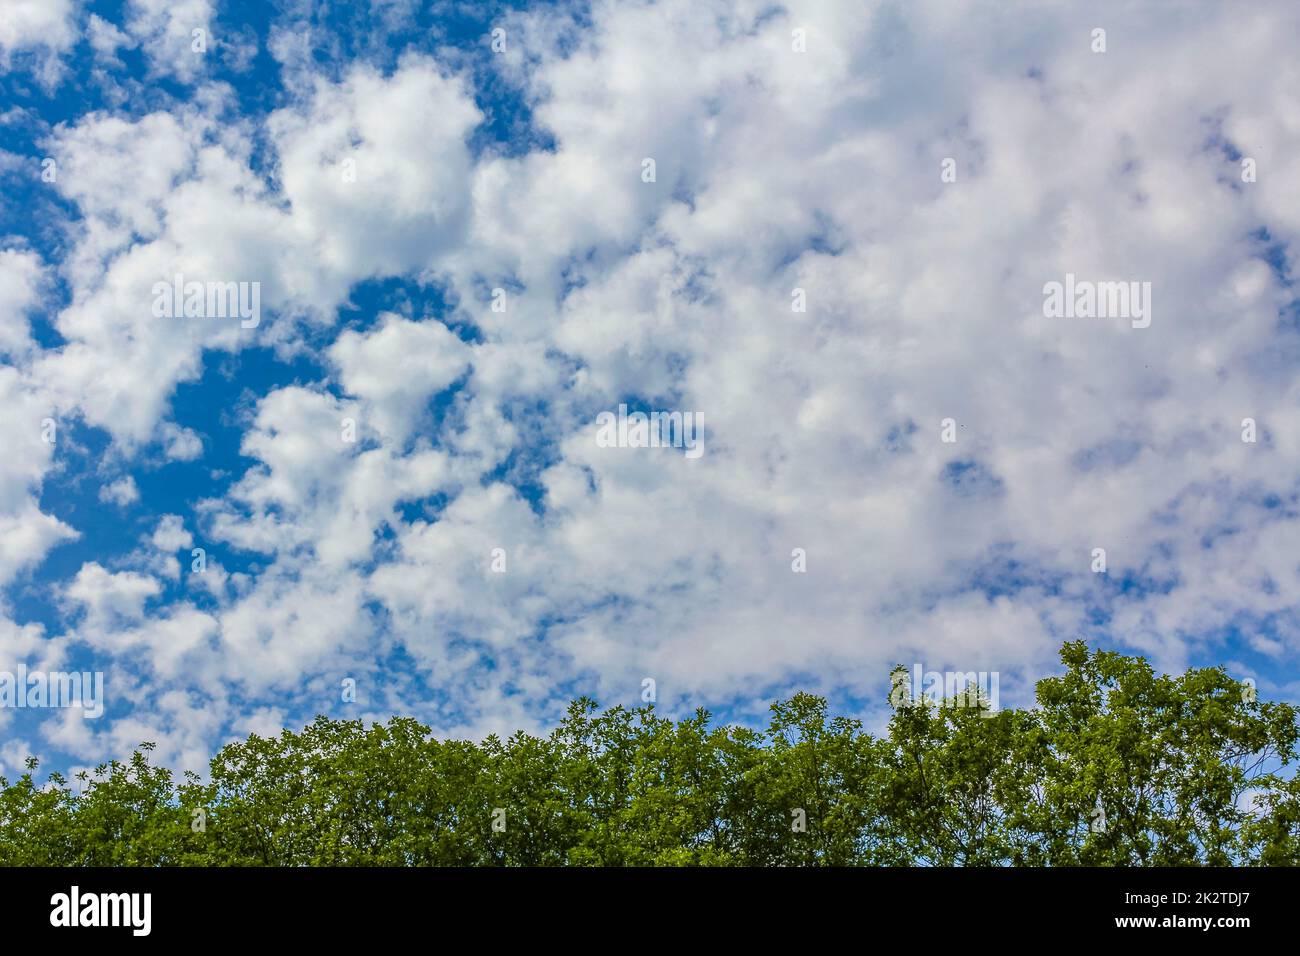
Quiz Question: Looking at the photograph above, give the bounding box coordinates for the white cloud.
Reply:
[266,55,481,289]
[151,514,192,553]
[0,248,44,356]
[64,563,160,631]
[203,384,458,568]
[329,313,471,443]
[0,0,78,87]
[87,13,135,63]
[159,421,203,460]
[9,0,1300,759]
[124,0,213,83]
[0,364,76,589]
[35,56,482,448]
[99,475,140,507]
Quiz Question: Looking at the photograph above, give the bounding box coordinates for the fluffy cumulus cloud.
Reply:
[124,0,216,82]
[0,0,79,87]
[0,250,78,588]
[1,0,1299,773]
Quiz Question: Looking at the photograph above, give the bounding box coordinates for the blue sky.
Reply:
[1,0,1298,777]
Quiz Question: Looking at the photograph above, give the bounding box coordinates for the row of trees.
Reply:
[1,643,1296,865]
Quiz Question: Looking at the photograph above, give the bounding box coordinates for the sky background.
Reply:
[1,0,1298,779]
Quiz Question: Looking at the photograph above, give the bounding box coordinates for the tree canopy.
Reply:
[2,643,1296,866]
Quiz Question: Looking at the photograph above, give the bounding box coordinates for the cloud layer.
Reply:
[2,0,1299,775]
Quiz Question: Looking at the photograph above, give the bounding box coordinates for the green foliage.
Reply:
[1,644,1296,866]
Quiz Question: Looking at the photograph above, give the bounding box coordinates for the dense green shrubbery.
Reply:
[2,643,1297,866]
